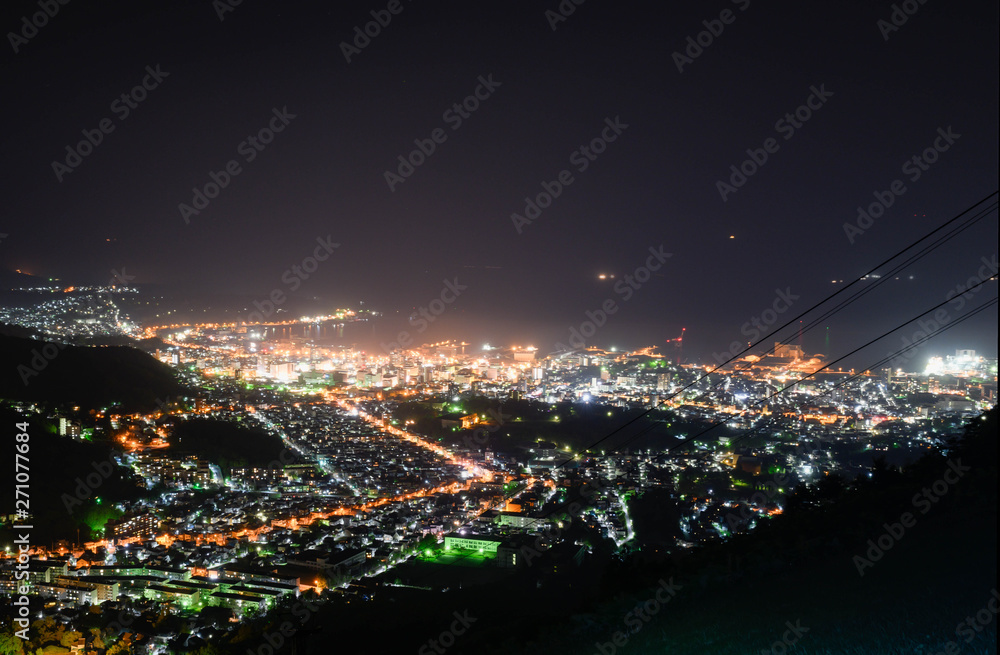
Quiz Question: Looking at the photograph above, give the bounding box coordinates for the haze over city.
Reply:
[1,1,997,654]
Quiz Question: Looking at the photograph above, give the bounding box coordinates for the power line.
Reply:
[454,194,998,535]
[527,287,996,527]
[612,276,998,460]
[733,201,997,372]
[551,190,998,468]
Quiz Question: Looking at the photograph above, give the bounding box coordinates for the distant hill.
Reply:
[0,268,51,289]
[0,322,49,341]
[0,409,148,544]
[0,333,182,412]
[170,418,287,473]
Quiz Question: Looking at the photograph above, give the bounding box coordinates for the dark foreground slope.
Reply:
[289,409,997,655]
[472,408,998,655]
[0,409,150,545]
[0,333,181,412]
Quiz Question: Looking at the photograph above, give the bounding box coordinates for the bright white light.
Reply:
[924,356,945,376]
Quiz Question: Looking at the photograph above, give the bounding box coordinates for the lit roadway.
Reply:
[331,396,494,481]
[329,395,538,529]
[32,356,541,584]
[99,396,511,553]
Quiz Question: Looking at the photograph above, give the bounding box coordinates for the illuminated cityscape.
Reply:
[1,2,997,654]
[2,290,996,652]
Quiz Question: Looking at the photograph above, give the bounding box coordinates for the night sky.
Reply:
[2,0,997,361]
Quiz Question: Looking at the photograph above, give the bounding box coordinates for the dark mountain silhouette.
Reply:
[0,332,181,412]
[469,407,998,654]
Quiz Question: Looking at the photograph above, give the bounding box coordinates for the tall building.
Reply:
[774,342,804,359]
[108,513,158,541]
[59,417,81,439]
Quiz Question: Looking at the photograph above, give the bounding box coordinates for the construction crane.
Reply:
[666,328,686,365]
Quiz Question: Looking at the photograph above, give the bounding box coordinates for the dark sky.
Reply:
[2,0,997,362]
